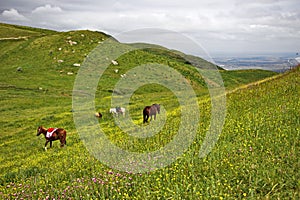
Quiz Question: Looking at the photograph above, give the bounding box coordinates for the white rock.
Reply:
[73,63,81,67]
[111,60,118,65]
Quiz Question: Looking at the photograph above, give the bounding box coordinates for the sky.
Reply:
[0,0,299,57]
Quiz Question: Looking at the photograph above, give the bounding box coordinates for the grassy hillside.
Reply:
[1,23,298,199]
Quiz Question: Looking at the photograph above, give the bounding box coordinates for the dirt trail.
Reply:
[0,36,29,40]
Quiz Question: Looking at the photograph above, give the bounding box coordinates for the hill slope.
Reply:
[1,23,297,199]
[1,65,298,198]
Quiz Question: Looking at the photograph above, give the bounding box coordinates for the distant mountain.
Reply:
[213,55,299,72]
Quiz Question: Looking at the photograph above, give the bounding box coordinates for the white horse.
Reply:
[109,107,125,117]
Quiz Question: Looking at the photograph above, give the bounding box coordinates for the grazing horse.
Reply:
[37,126,67,150]
[109,107,125,117]
[143,104,160,123]
[95,112,103,119]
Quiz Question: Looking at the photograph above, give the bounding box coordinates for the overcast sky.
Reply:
[0,0,299,57]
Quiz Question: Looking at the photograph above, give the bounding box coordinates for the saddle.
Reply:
[46,128,57,138]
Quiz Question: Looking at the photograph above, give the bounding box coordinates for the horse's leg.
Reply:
[50,141,53,148]
[44,140,49,151]
[60,137,65,147]
[143,113,147,123]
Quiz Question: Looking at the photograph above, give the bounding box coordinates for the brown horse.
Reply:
[95,112,103,119]
[143,104,160,123]
[37,126,67,150]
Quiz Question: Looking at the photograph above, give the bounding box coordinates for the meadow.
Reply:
[0,23,299,199]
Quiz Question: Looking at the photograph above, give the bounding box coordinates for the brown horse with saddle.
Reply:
[37,126,67,150]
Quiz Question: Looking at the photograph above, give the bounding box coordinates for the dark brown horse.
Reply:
[143,104,160,123]
[37,126,67,150]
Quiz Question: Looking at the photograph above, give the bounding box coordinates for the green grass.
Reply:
[0,22,56,38]
[220,69,278,90]
[0,23,298,199]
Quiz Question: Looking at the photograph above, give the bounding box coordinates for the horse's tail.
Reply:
[60,129,67,147]
[64,130,67,145]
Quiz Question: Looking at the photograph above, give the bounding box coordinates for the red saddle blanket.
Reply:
[46,128,57,138]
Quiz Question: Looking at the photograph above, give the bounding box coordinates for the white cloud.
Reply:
[32,4,62,14]
[27,4,65,30]
[1,8,28,21]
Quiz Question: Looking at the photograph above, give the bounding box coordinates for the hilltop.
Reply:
[0,22,57,39]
